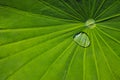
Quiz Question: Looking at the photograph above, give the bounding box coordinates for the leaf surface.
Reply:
[0,0,120,80]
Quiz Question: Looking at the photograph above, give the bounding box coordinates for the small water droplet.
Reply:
[73,32,90,48]
[85,19,96,29]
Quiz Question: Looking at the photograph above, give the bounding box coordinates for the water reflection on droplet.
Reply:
[73,32,90,48]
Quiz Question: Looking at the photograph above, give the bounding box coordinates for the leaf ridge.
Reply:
[38,42,74,80]
[95,29,116,80]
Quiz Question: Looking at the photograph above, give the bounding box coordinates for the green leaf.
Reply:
[0,0,120,80]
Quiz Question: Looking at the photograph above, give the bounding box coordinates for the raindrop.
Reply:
[85,19,96,29]
[73,32,90,48]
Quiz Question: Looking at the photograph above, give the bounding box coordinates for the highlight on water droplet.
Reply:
[73,32,90,48]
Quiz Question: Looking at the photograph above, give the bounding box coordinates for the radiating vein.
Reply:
[6,36,72,80]
[94,0,106,18]
[39,0,81,20]
[94,29,120,60]
[72,0,87,19]
[90,0,96,17]
[0,23,84,47]
[0,28,76,60]
[0,5,79,22]
[91,31,100,80]
[95,1,119,19]
[96,14,120,23]
[81,0,89,17]
[0,23,81,31]
[95,29,116,80]
[96,27,120,44]
[63,46,78,80]
[88,0,91,17]
[38,42,74,80]
[97,24,120,32]
[60,0,85,20]
[83,48,86,80]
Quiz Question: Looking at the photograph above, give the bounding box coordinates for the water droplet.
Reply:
[85,19,96,29]
[73,32,90,48]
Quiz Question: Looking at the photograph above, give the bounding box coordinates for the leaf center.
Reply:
[85,19,96,29]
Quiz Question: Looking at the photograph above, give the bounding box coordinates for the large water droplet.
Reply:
[73,32,90,48]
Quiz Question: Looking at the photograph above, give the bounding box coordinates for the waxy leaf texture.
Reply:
[0,0,120,80]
